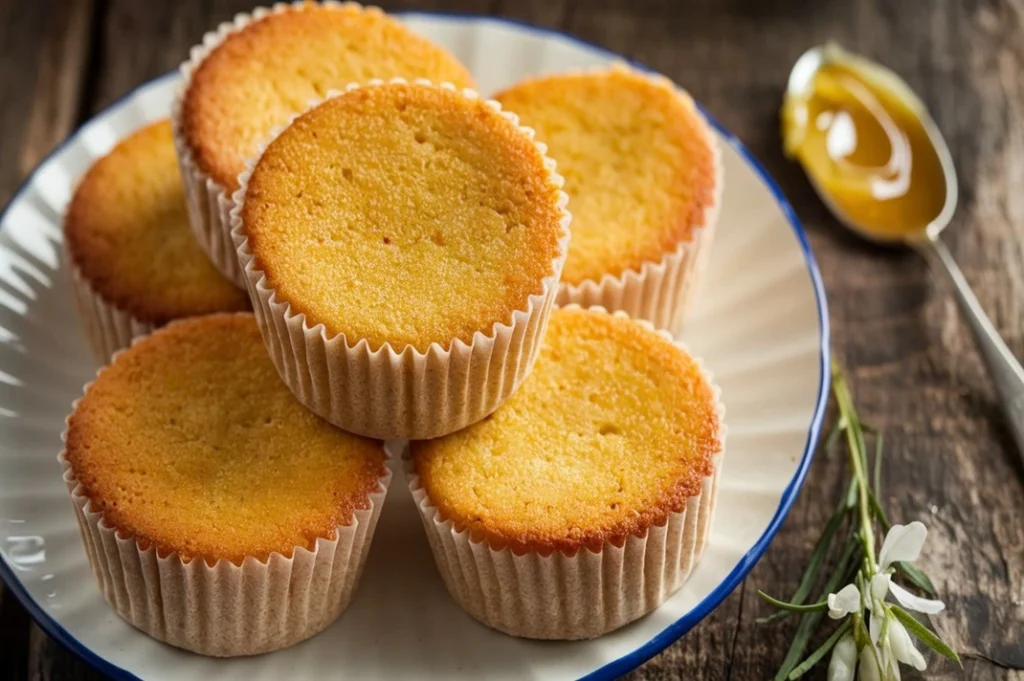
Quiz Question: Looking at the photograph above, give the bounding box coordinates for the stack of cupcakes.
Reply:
[59,0,726,657]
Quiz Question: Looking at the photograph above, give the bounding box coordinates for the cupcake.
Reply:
[64,120,249,364]
[494,66,721,333]
[173,1,475,286]
[231,80,570,440]
[406,306,724,640]
[60,313,390,657]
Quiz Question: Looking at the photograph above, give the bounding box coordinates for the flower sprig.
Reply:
[759,360,961,680]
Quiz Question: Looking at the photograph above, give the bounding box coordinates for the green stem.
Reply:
[757,592,828,613]
[831,360,876,571]
[787,619,853,679]
[772,533,859,681]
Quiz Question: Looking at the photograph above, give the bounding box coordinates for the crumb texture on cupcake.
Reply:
[494,68,717,285]
[64,121,249,323]
[181,2,475,191]
[64,314,386,564]
[411,306,720,554]
[242,83,566,352]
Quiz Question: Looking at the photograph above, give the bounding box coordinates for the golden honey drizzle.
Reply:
[782,58,947,239]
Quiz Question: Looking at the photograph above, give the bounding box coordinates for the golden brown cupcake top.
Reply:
[241,82,567,352]
[411,306,721,555]
[180,2,475,191]
[494,67,718,286]
[64,314,387,564]
[63,121,249,324]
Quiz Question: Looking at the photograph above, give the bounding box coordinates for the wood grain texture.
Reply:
[0,1,1022,680]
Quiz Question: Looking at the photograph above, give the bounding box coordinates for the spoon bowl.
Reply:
[785,43,959,247]
[786,43,1024,472]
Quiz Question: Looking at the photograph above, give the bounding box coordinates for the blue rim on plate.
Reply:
[0,12,830,681]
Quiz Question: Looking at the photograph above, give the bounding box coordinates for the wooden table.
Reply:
[1,1,1022,679]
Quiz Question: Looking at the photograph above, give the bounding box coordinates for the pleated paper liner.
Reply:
[551,67,724,335]
[170,2,392,288]
[230,79,571,440]
[68,259,156,365]
[58,330,393,657]
[401,310,726,639]
[61,452,390,657]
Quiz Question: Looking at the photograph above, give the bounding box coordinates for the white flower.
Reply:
[876,620,923,681]
[878,522,926,568]
[828,583,862,619]
[881,649,902,681]
[859,644,882,681]
[827,633,858,681]
[873,522,945,614]
[888,618,927,670]
[824,521,944,679]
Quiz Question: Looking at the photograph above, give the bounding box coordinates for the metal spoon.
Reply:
[787,44,1024,465]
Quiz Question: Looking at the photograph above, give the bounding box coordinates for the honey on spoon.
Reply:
[782,46,950,240]
[783,44,1024,469]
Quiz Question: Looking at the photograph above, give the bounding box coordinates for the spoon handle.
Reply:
[916,237,1024,466]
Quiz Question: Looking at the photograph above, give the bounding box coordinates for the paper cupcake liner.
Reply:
[230,79,571,440]
[402,311,726,639]
[171,1,380,289]
[59,349,393,657]
[551,69,724,336]
[68,259,155,365]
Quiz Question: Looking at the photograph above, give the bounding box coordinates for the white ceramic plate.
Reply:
[0,13,829,681]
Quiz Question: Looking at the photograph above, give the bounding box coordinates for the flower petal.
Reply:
[878,522,927,570]
[871,573,891,602]
[889,580,945,614]
[879,634,902,681]
[859,644,882,681]
[889,619,928,671]
[870,610,884,645]
[827,633,858,681]
[887,655,903,681]
[828,583,861,619]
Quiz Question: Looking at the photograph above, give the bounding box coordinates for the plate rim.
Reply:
[0,11,831,681]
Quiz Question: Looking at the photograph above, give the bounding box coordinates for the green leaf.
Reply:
[757,591,828,613]
[895,561,938,597]
[872,430,883,497]
[889,605,962,667]
[853,614,885,671]
[831,363,878,557]
[868,490,891,531]
[855,423,871,493]
[788,619,852,679]
[773,536,861,681]
[757,503,850,624]
[820,417,844,458]
[845,477,858,510]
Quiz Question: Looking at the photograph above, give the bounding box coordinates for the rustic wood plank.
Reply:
[490,0,573,28]
[0,0,70,198]
[16,0,95,174]
[85,0,248,115]
[28,622,105,681]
